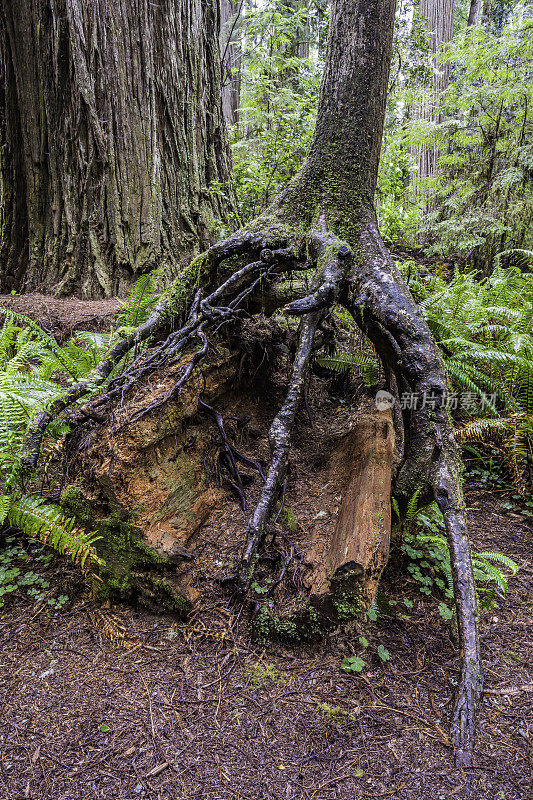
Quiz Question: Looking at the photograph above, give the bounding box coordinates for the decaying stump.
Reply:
[63,371,395,619]
[23,0,482,766]
[61,347,240,612]
[307,410,394,615]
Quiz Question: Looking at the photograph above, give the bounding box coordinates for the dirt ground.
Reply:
[1,484,531,800]
[0,294,531,800]
[0,294,120,341]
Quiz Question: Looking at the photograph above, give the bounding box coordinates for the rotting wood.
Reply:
[310,410,394,611]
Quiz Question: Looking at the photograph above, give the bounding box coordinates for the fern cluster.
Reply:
[0,308,108,570]
[0,273,161,577]
[393,496,518,614]
[401,260,533,490]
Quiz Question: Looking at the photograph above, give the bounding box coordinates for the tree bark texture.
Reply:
[414,0,456,194]
[467,0,483,27]
[220,0,241,127]
[0,0,234,297]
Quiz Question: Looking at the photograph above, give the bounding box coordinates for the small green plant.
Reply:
[0,535,68,610]
[116,269,161,331]
[315,351,380,384]
[244,661,286,689]
[341,655,365,673]
[377,644,390,662]
[316,702,357,723]
[393,494,518,613]
[0,272,162,578]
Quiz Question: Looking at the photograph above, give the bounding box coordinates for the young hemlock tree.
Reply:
[21,0,483,766]
[0,0,234,297]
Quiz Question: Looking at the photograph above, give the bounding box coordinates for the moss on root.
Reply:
[60,485,190,615]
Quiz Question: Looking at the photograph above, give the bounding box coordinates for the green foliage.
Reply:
[117,269,161,331]
[395,495,518,614]
[377,136,421,246]
[230,3,322,222]
[0,534,68,610]
[0,306,115,573]
[424,9,533,260]
[315,351,380,384]
[6,496,101,568]
[399,260,533,489]
[341,655,365,673]
[379,2,533,264]
[315,306,382,386]
[341,638,390,675]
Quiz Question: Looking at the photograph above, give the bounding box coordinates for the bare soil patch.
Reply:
[0,293,120,340]
[0,486,531,799]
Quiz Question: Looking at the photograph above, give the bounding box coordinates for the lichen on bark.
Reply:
[0,0,235,297]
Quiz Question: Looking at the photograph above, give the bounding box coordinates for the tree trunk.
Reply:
[22,0,482,767]
[467,0,482,27]
[0,0,234,298]
[414,0,456,200]
[220,0,242,127]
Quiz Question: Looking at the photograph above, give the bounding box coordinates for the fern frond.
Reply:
[117,270,161,327]
[475,551,518,574]
[316,351,380,383]
[0,308,81,379]
[406,488,422,522]
[7,495,103,569]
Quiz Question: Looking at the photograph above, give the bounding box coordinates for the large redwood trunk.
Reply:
[0,0,234,297]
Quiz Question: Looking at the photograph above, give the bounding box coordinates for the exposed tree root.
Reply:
[198,398,265,510]
[20,213,482,766]
[237,308,323,588]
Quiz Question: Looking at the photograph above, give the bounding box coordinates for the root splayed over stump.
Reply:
[21,0,482,767]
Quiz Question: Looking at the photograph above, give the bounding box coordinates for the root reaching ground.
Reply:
[20,0,482,767]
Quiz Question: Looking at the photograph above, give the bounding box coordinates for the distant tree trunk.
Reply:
[415,0,456,201]
[0,0,234,298]
[467,0,482,26]
[220,0,242,127]
[481,0,492,28]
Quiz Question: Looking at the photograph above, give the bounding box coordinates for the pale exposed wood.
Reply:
[308,410,394,610]
[325,412,394,606]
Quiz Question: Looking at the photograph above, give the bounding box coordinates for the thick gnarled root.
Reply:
[348,216,482,766]
[20,214,482,767]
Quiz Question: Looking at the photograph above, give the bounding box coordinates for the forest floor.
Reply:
[0,296,532,800]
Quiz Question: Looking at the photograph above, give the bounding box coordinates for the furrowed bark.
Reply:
[0,0,234,296]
